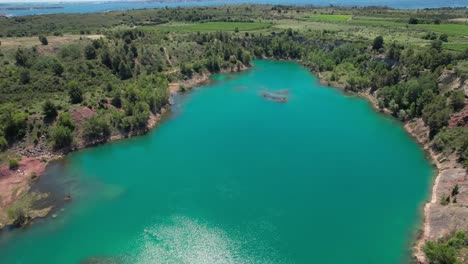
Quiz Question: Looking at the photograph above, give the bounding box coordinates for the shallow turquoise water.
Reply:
[0,60,433,264]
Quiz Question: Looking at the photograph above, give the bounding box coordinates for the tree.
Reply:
[0,104,27,141]
[82,115,111,142]
[450,90,465,112]
[38,35,48,45]
[422,96,450,135]
[84,45,97,60]
[118,62,132,80]
[50,125,73,149]
[52,62,64,76]
[42,100,58,118]
[15,48,28,66]
[439,34,448,42]
[57,112,76,131]
[0,136,7,151]
[19,69,30,84]
[67,81,83,104]
[372,36,384,50]
[408,17,419,24]
[424,241,457,264]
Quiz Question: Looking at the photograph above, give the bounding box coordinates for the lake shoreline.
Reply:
[316,68,467,264]
[0,64,250,230]
[0,60,462,264]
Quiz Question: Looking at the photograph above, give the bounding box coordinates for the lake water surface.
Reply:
[0,60,433,263]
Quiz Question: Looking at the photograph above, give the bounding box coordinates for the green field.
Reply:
[411,23,468,36]
[303,14,352,21]
[445,43,468,52]
[145,22,271,32]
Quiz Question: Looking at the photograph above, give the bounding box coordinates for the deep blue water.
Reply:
[0,0,466,16]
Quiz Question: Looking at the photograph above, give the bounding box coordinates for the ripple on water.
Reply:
[126,216,285,264]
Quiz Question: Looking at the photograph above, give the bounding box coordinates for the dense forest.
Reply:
[0,5,467,262]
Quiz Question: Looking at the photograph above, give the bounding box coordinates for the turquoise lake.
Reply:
[0,60,434,263]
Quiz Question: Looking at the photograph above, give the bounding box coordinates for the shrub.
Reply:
[450,90,465,112]
[0,136,7,151]
[9,159,19,169]
[84,45,96,60]
[67,81,83,104]
[50,125,73,149]
[57,112,76,131]
[38,35,48,45]
[424,240,457,264]
[409,17,419,24]
[19,69,30,84]
[439,34,448,42]
[82,115,111,142]
[52,62,64,76]
[42,100,58,118]
[372,36,384,50]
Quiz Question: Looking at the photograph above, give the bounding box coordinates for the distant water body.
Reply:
[0,0,467,16]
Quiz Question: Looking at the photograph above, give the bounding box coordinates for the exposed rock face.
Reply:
[407,117,468,263]
[428,165,468,239]
[438,69,468,96]
[448,105,468,127]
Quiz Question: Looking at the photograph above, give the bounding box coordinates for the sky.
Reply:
[0,0,134,3]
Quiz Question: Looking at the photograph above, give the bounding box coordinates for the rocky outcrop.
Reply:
[438,69,468,96]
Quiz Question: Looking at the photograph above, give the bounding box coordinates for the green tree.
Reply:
[42,100,58,118]
[52,62,64,76]
[424,241,458,264]
[0,104,27,141]
[38,35,48,45]
[439,34,448,42]
[423,96,450,135]
[19,69,30,84]
[84,45,97,60]
[0,136,7,151]
[118,62,132,80]
[67,81,83,104]
[57,112,76,131]
[372,36,384,50]
[82,115,111,142]
[450,90,465,112]
[15,48,28,66]
[50,125,73,149]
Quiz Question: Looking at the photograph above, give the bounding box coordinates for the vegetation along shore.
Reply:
[0,4,467,263]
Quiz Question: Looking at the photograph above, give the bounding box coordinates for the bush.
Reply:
[67,81,83,104]
[57,112,76,131]
[422,96,450,135]
[0,104,27,141]
[439,34,448,42]
[52,62,64,76]
[82,115,111,142]
[50,125,73,149]
[42,100,58,118]
[19,69,31,84]
[84,45,96,60]
[9,159,19,169]
[38,35,48,45]
[450,90,465,112]
[409,17,419,24]
[0,136,7,151]
[372,36,384,50]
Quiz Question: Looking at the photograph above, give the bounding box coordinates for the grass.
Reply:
[411,23,468,36]
[145,22,271,32]
[349,19,406,28]
[444,43,468,52]
[303,14,352,22]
